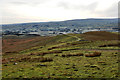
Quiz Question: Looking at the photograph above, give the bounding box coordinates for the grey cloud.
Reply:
[57,1,98,12]
[98,3,118,17]
[85,2,98,11]
[57,1,117,17]
[10,0,51,6]
[119,2,120,17]
[11,2,27,5]
[58,2,70,9]
[73,2,98,11]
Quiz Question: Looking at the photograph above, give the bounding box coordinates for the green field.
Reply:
[2,31,120,79]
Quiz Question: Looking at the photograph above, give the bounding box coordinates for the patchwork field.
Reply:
[2,31,120,79]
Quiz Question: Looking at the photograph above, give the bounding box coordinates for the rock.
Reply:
[13,63,17,65]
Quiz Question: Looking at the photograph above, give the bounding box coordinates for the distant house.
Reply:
[28,32,39,35]
[82,29,99,33]
[26,32,40,36]
[58,32,67,34]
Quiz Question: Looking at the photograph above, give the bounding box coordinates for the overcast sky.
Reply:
[0,0,119,24]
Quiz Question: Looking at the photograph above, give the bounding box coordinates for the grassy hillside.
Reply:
[2,34,77,54]
[81,31,119,41]
[2,31,120,79]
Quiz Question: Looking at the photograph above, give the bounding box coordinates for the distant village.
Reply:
[2,27,119,36]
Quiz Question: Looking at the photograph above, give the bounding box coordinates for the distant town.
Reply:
[1,18,119,36]
[2,27,119,36]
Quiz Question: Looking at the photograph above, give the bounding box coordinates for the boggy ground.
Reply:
[2,31,120,79]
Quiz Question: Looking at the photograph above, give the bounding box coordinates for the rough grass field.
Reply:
[2,31,120,79]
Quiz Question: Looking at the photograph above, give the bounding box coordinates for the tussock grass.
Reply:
[85,52,101,57]
[62,53,84,57]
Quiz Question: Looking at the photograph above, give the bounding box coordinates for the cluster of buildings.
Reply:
[2,27,119,36]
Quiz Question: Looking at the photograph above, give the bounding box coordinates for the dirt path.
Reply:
[65,34,81,41]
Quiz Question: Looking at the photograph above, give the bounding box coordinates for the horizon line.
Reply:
[1,17,118,25]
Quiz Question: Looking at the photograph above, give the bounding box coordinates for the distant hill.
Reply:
[2,18,118,30]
